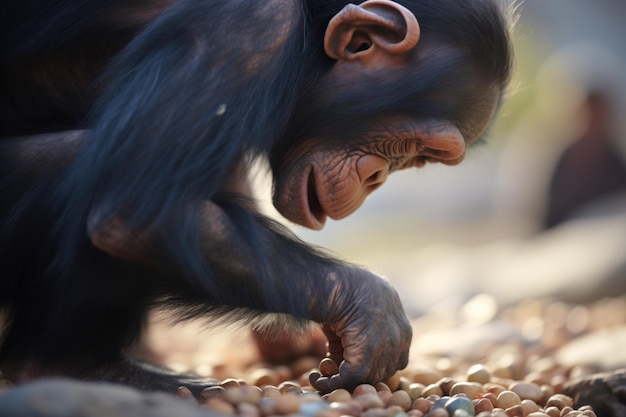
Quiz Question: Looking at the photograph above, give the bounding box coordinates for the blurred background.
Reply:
[142,0,626,376]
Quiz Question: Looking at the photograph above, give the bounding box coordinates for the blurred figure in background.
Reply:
[543,90,626,229]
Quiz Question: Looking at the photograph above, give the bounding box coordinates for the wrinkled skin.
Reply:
[274,118,472,230]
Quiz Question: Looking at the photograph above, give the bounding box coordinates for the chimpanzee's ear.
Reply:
[324,0,420,66]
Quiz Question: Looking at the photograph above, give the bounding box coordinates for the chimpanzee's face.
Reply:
[272,94,498,230]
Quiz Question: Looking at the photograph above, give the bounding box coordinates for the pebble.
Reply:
[467,364,491,385]
[319,358,340,376]
[2,295,615,417]
[449,382,484,399]
[509,382,543,403]
[445,396,474,416]
[496,390,521,408]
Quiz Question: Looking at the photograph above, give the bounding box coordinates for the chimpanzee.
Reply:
[0,0,514,393]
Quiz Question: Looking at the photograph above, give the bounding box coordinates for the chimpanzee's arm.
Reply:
[89,192,411,392]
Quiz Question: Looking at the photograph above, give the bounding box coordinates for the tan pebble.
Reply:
[354,384,378,397]
[240,385,263,404]
[224,387,247,404]
[497,390,521,408]
[550,394,574,408]
[261,385,281,398]
[330,400,363,416]
[274,393,301,414]
[551,375,567,394]
[562,412,582,417]
[544,406,561,417]
[426,409,448,417]
[278,381,302,395]
[398,376,413,392]
[407,410,424,417]
[250,368,280,387]
[176,386,193,398]
[202,398,236,414]
[474,398,494,413]
[449,382,484,399]
[527,413,550,417]
[319,358,340,376]
[327,388,352,403]
[546,396,567,409]
[510,382,543,403]
[412,368,444,386]
[224,386,260,405]
[238,402,260,417]
[467,364,491,385]
[559,407,574,417]
[199,386,226,402]
[411,398,432,413]
[492,409,509,417]
[385,372,402,391]
[376,382,392,392]
[484,383,506,397]
[422,383,443,397]
[378,390,393,405]
[220,378,240,389]
[505,404,524,417]
[520,399,540,414]
[407,383,425,400]
[437,377,455,395]
[357,393,386,410]
[581,410,597,417]
[388,390,412,411]
[476,413,493,417]
[541,384,555,403]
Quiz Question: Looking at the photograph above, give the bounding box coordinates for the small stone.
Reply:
[199,386,226,402]
[474,398,494,413]
[422,383,444,397]
[467,364,491,385]
[385,372,402,391]
[504,404,524,417]
[520,399,540,415]
[250,368,280,387]
[319,358,339,376]
[412,398,432,413]
[445,396,474,416]
[497,390,521,408]
[450,382,484,399]
[327,388,352,403]
[203,398,236,414]
[274,393,301,414]
[509,382,543,403]
[354,384,378,397]
[389,390,412,411]
[357,393,385,410]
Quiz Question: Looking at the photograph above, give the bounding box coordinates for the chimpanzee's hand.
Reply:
[311,268,412,393]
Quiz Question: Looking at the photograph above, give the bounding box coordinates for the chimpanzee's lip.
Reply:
[304,167,327,230]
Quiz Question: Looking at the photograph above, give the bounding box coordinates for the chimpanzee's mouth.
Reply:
[306,168,326,229]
